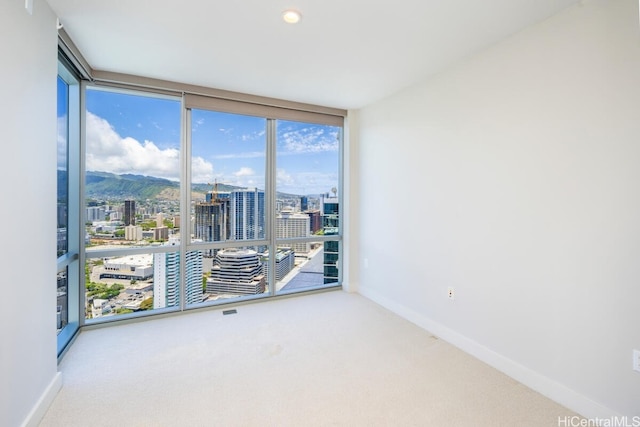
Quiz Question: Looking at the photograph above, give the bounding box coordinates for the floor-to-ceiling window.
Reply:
[71,81,343,325]
[184,94,344,309]
[83,86,182,321]
[274,120,342,293]
[56,54,81,355]
[188,109,269,306]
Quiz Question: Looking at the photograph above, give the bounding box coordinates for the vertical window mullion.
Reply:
[338,126,344,284]
[266,119,277,296]
[180,101,191,312]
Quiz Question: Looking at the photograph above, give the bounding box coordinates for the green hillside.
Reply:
[83,171,299,201]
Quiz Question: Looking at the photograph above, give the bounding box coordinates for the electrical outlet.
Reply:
[447,287,455,300]
[633,349,640,373]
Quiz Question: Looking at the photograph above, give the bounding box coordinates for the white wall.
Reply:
[0,1,61,426]
[343,112,360,293]
[356,0,640,418]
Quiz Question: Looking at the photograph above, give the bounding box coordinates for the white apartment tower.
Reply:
[153,238,203,308]
[124,225,143,241]
[230,188,265,241]
[276,210,311,254]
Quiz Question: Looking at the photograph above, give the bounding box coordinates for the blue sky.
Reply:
[82,88,340,196]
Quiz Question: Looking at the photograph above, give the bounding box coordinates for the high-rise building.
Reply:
[195,202,229,243]
[276,210,310,254]
[124,199,136,226]
[153,226,169,241]
[153,251,177,309]
[124,225,143,241]
[322,196,339,284]
[207,248,265,295]
[184,249,204,305]
[195,190,230,256]
[262,248,295,282]
[231,188,265,241]
[154,238,203,309]
[57,203,67,229]
[57,228,67,256]
[300,196,308,212]
[56,271,67,331]
[86,206,106,222]
[307,210,322,234]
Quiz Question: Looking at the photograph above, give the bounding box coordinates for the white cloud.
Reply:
[241,130,266,141]
[192,118,205,132]
[279,127,339,154]
[277,168,294,186]
[234,167,255,177]
[192,156,217,184]
[86,112,214,182]
[213,151,265,160]
[229,167,262,188]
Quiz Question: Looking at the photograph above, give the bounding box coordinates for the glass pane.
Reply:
[190,109,266,245]
[57,267,68,333]
[275,120,341,291]
[275,243,323,291]
[85,249,188,319]
[57,58,81,353]
[57,76,69,257]
[85,88,181,252]
[191,245,269,306]
[57,74,70,336]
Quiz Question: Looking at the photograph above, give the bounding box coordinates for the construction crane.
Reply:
[206,179,228,204]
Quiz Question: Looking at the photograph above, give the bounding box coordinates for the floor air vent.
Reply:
[222,309,237,315]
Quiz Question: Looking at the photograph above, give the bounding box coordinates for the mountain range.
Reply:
[84,171,251,201]
[57,171,303,201]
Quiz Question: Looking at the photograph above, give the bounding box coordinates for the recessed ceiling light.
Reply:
[282,9,302,24]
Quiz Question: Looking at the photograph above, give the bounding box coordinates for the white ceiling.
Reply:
[46,0,577,110]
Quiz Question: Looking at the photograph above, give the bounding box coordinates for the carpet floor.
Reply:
[40,290,580,426]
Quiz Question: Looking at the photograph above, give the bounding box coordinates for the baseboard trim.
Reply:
[21,372,62,427]
[358,286,621,422]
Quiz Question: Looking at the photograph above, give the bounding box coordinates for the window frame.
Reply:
[57,52,82,356]
[82,84,184,322]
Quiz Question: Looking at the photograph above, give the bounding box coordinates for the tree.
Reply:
[139,297,153,310]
